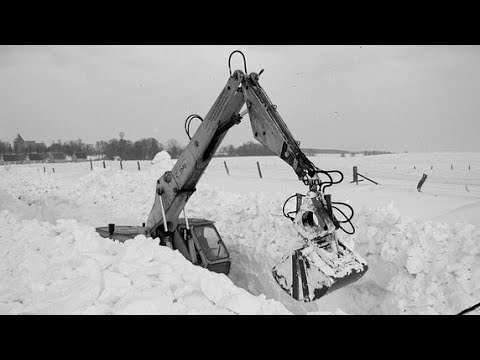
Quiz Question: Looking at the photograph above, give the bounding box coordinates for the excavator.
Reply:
[96,50,368,302]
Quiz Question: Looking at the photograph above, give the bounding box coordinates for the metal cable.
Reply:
[184,114,203,140]
[228,50,248,76]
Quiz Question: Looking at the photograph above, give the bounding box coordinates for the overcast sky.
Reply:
[1,45,479,152]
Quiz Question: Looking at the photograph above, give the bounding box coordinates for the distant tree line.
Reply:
[1,138,275,159]
[90,139,274,159]
[0,138,162,160]
[363,150,393,156]
[0,140,13,154]
[1,136,392,160]
[217,141,274,157]
[1,138,96,157]
[218,144,394,157]
[94,138,162,160]
[49,139,95,157]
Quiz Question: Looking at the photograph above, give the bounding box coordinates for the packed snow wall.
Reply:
[352,204,480,315]
[1,157,479,315]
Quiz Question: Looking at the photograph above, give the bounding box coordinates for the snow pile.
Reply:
[68,171,154,223]
[0,210,291,315]
[0,165,346,315]
[3,158,479,314]
[0,159,174,225]
[61,157,175,223]
[352,203,480,315]
[151,151,173,165]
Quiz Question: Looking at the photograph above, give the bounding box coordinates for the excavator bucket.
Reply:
[273,191,368,302]
[272,239,368,302]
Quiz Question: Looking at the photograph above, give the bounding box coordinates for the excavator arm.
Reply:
[146,52,368,302]
[147,70,246,236]
[147,67,320,237]
[243,72,319,182]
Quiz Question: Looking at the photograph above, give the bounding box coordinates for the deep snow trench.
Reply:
[1,156,480,315]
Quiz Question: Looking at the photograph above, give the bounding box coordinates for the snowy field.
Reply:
[1,152,480,315]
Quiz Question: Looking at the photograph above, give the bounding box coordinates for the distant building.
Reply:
[27,153,46,162]
[13,134,46,153]
[87,154,105,161]
[13,134,25,152]
[2,154,27,163]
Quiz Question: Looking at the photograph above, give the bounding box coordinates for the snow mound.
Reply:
[0,210,291,315]
[151,151,172,165]
[352,203,480,315]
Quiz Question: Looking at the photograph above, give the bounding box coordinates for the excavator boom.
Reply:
[147,67,320,237]
[147,71,246,236]
[243,73,318,180]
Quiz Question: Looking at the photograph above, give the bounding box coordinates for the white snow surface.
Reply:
[1,152,480,315]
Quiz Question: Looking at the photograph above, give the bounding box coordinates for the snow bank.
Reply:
[0,210,291,315]
[0,164,348,314]
[352,203,480,315]
[183,186,480,315]
[3,159,479,315]
[0,159,174,225]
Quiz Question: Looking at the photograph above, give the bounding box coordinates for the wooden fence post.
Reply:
[256,161,263,179]
[90,159,93,171]
[103,161,106,169]
[137,161,141,171]
[52,168,55,173]
[120,160,123,170]
[351,166,377,185]
[224,161,230,176]
[43,166,46,173]
[417,173,428,192]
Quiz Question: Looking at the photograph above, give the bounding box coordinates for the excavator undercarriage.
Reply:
[96,50,368,303]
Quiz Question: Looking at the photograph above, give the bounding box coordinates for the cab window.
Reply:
[193,225,229,261]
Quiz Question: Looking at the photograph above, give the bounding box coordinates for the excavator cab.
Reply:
[95,218,231,275]
[173,218,231,275]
